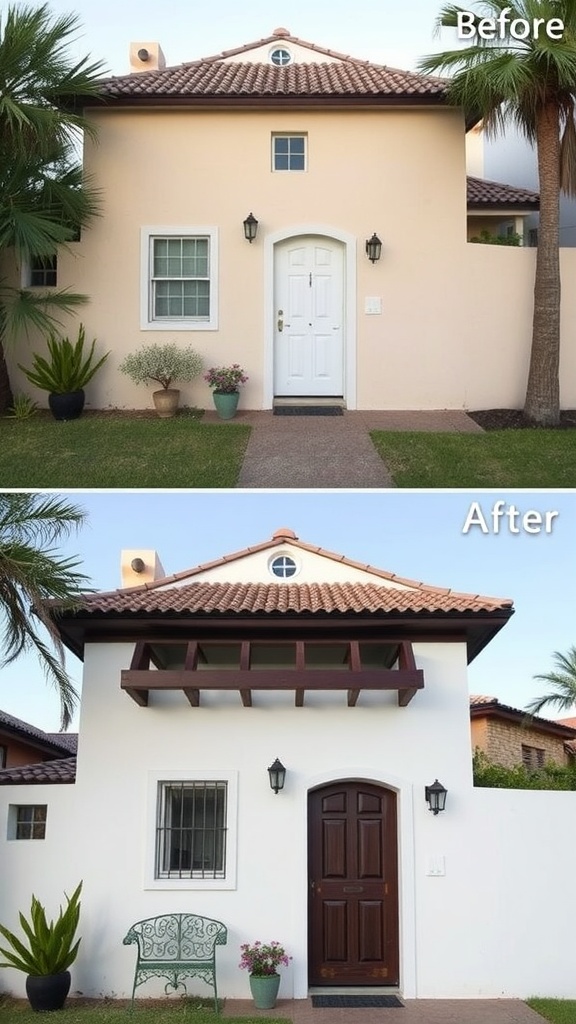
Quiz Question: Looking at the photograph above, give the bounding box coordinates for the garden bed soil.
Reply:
[469,409,576,430]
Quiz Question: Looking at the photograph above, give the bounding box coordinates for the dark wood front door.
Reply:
[308,781,399,986]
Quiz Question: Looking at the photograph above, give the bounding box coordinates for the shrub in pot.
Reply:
[119,343,203,417]
[0,882,82,1011]
[18,325,109,420]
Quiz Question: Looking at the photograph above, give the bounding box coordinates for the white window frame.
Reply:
[145,770,237,890]
[140,226,219,331]
[7,804,47,840]
[272,134,307,172]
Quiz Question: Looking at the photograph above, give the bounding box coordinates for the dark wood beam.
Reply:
[121,667,424,692]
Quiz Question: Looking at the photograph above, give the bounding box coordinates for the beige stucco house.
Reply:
[7,28,576,411]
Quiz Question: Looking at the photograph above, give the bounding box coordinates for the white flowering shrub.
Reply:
[119,343,203,390]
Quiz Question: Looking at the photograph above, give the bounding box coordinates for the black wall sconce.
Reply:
[425,779,447,815]
[365,233,382,263]
[268,758,286,794]
[243,212,258,243]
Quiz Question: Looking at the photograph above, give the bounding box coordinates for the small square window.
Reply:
[29,256,57,287]
[9,805,47,840]
[272,134,306,172]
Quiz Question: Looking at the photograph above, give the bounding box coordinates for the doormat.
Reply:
[273,406,344,416]
[311,995,404,1008]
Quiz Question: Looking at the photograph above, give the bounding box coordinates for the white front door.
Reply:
[274,236,344,397]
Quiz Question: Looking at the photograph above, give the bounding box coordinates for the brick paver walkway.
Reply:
[223,997,544,1024]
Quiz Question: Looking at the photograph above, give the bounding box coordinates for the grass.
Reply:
[0,414,251,488]
[370,430,576,487]
[526,999,576,1024]
[0,996,286,1023]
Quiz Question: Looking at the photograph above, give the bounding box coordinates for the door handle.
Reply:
[278,318,283,332]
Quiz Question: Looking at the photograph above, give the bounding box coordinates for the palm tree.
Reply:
[525,646,576,716]
[418,1,576,426]
[0,3,105,411]
[0,494,91,730]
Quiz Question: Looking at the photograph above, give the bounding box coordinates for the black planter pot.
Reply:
[48,389,85,421]
[26,970,71,1011]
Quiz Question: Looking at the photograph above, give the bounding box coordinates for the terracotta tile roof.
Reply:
[73,580,511,616]
[83,528,514,607]
[0,756,76,785]
[467,176,540,209]
[0,709,77,756]
[96,30,447,103]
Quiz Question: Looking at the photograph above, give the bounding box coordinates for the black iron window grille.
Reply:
[156,781,227,879]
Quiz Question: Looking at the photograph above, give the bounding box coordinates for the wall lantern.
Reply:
[243,212,259,243]
[365,233,382,263]
[425,779,448,815]
[268,758,286,794]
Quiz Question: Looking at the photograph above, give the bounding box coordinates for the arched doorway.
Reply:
[307,781,399,986]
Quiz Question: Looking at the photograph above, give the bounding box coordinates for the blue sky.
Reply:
[46,0,454,76]
[0,491,574,733]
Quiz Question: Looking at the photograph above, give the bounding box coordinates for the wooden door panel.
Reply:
[323,820,347,876]
[358,819,382,877]
[308,782,399,986]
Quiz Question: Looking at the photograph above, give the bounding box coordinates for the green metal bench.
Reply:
[123,913,227,1010]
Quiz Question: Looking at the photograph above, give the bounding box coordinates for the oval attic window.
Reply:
[270,48,292,66]
[270,555,298,578]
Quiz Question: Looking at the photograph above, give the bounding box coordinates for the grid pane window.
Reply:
[151,237,210,320]
[521,745,546,771]
[16,805,47,840]
[273,135,306,171]
[30,256,57,287]
[156,782,227,879]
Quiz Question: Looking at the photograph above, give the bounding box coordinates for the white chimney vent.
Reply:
[129,42,166,73]
[121,549,166,588]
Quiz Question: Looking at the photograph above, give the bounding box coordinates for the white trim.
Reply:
[140,226,219,331]
[144,770,238,890]
[264,225,357,409]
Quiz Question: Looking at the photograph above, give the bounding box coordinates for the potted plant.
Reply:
[18,325,109,420]
[119,343,203,417]
[204,364,248,419]
[239,939,291,1009]
[0,882,82,1011]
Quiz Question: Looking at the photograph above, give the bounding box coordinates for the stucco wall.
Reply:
[3,634,576,1001]
[7,103,574,411]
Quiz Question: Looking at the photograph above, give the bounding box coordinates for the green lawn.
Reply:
[0,415,251,488]
[0,997,285,1023]
[370,430,576,487]
[526,999,576,1024]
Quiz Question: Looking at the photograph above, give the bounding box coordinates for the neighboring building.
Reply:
[0,708,76,770]
[2,527,576,1001]
[469,695,576,770]
[5,28,576,412]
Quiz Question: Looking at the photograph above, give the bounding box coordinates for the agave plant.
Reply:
[0,882,82,976]
[19,325,109,394]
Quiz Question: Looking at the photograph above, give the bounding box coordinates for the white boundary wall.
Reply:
[0,641,574,1001]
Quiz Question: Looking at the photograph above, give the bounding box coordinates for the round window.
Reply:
[270,555,298,578]
[270,48,292,66]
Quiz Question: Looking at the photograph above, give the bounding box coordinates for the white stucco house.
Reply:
[1,527,576,1002]
[6,27,576,412]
